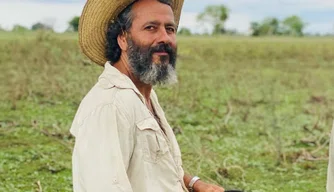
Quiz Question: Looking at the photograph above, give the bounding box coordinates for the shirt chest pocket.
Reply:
[136,117,170,163]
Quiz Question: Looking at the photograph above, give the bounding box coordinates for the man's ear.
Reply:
[117,32,128,51]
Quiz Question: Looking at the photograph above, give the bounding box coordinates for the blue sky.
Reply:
[0,0,333,34]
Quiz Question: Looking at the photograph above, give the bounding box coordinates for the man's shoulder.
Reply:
[80,83,118,107]
[70,84,146,134]
[80,83,140,109]
[77,82,146,118]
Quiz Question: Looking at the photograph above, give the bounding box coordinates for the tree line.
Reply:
[1,4,332,37]
[178,5,309,36]
[0,16,79,33]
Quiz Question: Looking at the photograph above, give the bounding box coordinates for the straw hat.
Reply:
[79,0,184,66]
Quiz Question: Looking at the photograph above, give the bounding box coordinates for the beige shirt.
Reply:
[328,123,334,192]
[70,62,187,192]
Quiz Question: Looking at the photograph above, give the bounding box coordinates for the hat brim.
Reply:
[79,0,184,66]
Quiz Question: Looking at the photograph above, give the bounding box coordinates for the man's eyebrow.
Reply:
[143,21,160,26]
[143,20,176,27]
[165,22,177,28]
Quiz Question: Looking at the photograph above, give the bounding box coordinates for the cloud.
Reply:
[0,0,333,34]
[183,0,334,11]
[181,0,334,34]
[0,1,84,32]
[305,22,334,34]
[179,12,199,32]
[179,11,252,34]
[225,13,252,33]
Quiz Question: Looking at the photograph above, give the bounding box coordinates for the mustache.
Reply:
[150,43,174,55]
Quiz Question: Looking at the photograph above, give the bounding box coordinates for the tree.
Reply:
[197,5,229,35]
[12,25,29,32]
[263,17,280,35]
[250,17,281,36]
[250,22,261,36]
[282,15,306,36]
[177,27,192,36]
[68,16,80,32]
[0,25,5,32]
[31,22,53,31]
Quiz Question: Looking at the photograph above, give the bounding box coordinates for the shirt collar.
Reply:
[98,61,145,101]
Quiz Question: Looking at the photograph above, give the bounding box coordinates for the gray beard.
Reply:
[134,63,178,86]
[127,39,178,86]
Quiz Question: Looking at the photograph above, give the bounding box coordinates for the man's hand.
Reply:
[193,180,225,192]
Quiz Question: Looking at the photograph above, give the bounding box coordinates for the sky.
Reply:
[0,0,333,35]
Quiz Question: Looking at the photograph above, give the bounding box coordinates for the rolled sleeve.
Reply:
[72,103,134,192]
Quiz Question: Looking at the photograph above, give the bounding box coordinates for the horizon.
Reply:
[0,0,333,35]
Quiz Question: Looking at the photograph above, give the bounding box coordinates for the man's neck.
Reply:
[113,61,152,102]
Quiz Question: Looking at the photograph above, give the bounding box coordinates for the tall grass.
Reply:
[1,32,333,191]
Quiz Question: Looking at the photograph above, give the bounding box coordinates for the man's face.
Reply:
[126,0,178,85]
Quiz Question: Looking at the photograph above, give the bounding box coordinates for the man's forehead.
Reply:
[131,0,175,22]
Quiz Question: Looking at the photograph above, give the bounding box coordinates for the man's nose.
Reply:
[157,28,172,45]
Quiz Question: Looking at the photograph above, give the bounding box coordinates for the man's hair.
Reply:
[105,0,173,64]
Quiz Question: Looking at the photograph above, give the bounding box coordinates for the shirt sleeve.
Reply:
[327,123,334,192]
[73,103,134,192]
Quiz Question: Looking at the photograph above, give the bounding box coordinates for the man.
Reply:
[70,0,225,191]
[328,124,334,192]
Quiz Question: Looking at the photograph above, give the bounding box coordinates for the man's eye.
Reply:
[145,26,156,30]
[167,27,176,33]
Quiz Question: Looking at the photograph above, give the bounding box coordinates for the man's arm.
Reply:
[184,174,225,192]
[73,104,134,192]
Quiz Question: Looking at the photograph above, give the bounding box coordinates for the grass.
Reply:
[0,31,333,191]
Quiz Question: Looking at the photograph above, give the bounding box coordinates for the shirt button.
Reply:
[112,179,118,184]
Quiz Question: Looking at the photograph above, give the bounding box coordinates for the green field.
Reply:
[1,31,333,191]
